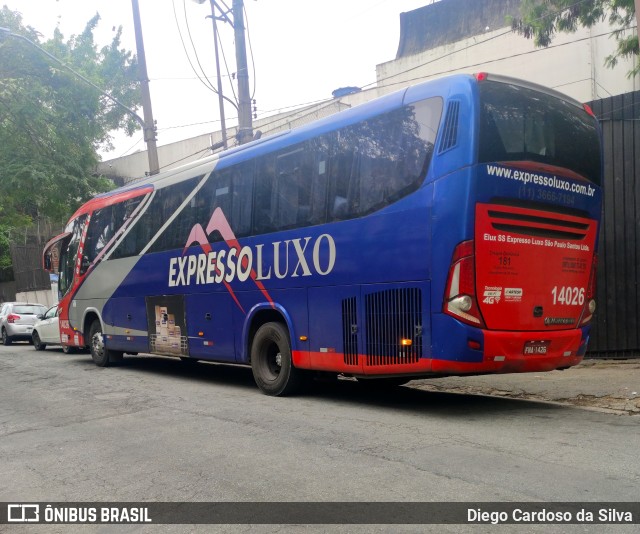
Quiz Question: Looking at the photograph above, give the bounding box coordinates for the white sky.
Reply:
[4,0,435,160]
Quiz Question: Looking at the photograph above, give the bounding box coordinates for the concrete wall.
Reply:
[396,0,522,58]
[15,288,57,307]
[378,18,639,104]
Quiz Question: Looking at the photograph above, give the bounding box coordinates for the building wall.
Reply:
[378,19,639,104]
[396,0,523,58]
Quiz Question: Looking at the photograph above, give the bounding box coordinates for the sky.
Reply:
[3,0,436,160]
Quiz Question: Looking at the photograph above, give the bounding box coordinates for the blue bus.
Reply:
[43,73,602,395]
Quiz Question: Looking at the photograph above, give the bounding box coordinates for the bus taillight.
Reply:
[444,240,485,327]
[580,255,598,325]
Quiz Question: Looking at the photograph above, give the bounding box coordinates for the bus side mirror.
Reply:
[80,256,91,274]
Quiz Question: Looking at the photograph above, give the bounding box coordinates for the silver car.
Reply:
[0,302,48,346]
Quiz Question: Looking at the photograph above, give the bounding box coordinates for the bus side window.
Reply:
[147,177,201,253]
[307,137,330,226]
[254,155,277,235]
[230,162,254,237]
[85,206,114,263]
[59,215,87,296]
[329,129,356,221]
[274,146,311,230]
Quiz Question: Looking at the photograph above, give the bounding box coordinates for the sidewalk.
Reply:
[410,359,640,415]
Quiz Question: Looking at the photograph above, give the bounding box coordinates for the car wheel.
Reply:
[2,328,12,346]
[32,331,46,351]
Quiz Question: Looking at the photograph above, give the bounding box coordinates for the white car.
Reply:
[32,305,71,352]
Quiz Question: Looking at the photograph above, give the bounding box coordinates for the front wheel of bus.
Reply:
[89,320,122,367]
[251,322,306,396]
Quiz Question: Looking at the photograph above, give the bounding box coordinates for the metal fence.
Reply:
[587,91,640,358]
[9,244,51,293]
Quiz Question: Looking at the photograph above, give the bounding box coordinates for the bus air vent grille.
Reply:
[438,100,460,154]
[365,288,422,366]
[488,206,590,240]
[342,297,359,366]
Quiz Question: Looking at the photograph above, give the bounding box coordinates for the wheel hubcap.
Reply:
[92,332,105,358]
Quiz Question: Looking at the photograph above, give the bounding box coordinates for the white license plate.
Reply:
[523,341,550,355]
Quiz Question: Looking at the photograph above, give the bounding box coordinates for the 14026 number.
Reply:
[551,286,585,306]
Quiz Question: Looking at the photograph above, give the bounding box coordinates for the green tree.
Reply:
[512,0,638,76]
[0,6,141,274]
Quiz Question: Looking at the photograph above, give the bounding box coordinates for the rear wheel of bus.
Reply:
[88,320,123,367]
[251,322,307,396]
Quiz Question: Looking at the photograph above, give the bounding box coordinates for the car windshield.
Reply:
[14,305,46,315]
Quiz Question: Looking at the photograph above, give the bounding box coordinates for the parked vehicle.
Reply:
[32,305,61,351]
[0,302,47,345]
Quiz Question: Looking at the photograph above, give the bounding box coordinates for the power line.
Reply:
[243,3,257,100]
[171,0,216,94]
[182,0,219,94]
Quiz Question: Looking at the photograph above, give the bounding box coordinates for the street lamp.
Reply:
[0,25,160,175]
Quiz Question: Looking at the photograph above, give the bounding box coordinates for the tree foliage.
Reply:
[512,0,638,76]
[0,6,141,273]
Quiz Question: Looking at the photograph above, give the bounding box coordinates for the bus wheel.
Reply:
[88,320,122,367]
[32,332,46,351]
[251,322,306,396]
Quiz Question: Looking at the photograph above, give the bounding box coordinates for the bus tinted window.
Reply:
[110,98,442,256]
[85,197,144,263]
[112,177,201,257]
[329,97,442,220]
[59,215,86,296]
[478,81,601,185]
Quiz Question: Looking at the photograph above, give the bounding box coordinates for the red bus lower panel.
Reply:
[293,328,585,377]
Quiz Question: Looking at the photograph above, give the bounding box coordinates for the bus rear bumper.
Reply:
[431,327,588,375]
[295,328,588,377]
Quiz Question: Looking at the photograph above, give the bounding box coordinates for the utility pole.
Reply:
[208,1,228,149]
[232,0,253,144]
[131,0,160,175]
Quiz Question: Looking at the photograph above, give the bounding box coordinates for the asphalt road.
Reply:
[1,343,638,533]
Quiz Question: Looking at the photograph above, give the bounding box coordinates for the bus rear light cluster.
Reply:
[580,255,598,325]
[444,240,485,327]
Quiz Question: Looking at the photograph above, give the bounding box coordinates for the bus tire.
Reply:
[251,322,306,396]
[89,320,121,367]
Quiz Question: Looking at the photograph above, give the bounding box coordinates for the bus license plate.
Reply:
[523,341,550,355]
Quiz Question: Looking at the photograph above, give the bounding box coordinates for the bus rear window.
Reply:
[478,80,601,185]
